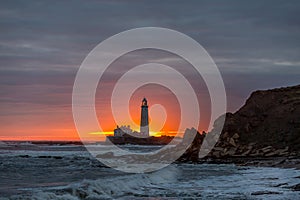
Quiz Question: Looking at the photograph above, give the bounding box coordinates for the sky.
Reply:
[0,0,300,141]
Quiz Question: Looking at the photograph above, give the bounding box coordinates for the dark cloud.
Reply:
[0,0,299,119]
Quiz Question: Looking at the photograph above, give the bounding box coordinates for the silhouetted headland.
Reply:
[178,84,300,168]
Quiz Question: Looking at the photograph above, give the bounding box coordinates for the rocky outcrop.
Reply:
[206,84,300,158]
[177,128,205,162]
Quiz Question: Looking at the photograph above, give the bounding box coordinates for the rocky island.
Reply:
[106,98,180,145]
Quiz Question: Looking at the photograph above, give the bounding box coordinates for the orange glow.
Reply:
[0,81,210,142]
[94,83,210,140]
[0,103,82,141]
[95,84,182,138]
[129,85,180,132]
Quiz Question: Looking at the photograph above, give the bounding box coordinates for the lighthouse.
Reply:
[140,98,149,137]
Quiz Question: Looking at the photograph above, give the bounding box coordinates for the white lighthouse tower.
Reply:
[140,98,149,137]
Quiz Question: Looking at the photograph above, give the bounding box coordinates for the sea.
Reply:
[0,141,300,200]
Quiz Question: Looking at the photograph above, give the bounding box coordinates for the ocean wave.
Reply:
[11,165,178,200]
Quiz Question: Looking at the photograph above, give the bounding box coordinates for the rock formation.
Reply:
[206,84,300,158]
[179,85,300,162]
[177,128,205,162]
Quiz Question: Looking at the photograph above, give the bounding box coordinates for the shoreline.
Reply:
[195,156,300,170]
[2,140,300,170]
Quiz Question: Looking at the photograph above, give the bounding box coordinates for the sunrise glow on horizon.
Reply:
[1,1,299,143]
[0,90,208,141]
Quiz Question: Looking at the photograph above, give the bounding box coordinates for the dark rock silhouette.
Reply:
[177,128,205,162]
[220,84,300,151]
[179,84,300,163]
[208,84,300,157]
[107,133,174,145]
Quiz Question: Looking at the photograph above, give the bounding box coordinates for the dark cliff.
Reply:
[223,85,300,149]
[180,85,300,161]
[205,84,300,158]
